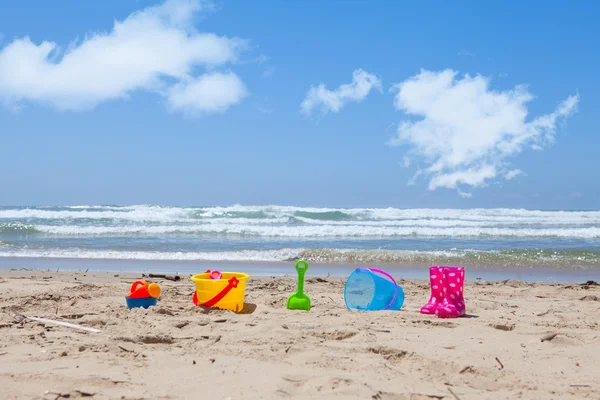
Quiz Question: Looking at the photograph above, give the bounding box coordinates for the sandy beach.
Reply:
[0,268,599,400]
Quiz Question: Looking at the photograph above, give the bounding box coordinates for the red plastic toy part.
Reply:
[192,276,239,307]
[128,280,161,298]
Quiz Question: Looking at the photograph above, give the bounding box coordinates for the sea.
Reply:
[1,205,599,282]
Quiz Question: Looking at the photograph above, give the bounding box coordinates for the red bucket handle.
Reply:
[192,276,239,307]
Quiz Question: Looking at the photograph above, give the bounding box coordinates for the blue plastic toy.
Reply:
[344,267,404,311]
[125,296,158,309]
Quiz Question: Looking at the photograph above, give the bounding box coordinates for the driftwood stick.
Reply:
[448,387,462,400]
[14,314,102,333]
[459,365,474,374]
[495,357,504,369]
[146,273,181,281]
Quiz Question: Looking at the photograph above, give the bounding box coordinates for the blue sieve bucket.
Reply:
[344,268,404,311]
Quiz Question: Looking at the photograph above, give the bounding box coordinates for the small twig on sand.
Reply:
[448,387,461,400]
[459,366,474,374]
[368,328,391,333]
[570,384,590,388]
[495,357,504,369]
[13,314,101,333]
[118,345,134,353]
[541,332,559,342]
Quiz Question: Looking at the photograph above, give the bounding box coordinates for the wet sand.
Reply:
[0,256,597,283]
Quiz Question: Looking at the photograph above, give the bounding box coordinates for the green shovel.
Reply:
[286,260,311,311]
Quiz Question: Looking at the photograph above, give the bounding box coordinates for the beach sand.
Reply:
[0,269,598,399]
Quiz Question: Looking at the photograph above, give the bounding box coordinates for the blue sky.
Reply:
[0,0,598,209]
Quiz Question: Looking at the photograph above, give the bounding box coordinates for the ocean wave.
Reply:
[0,206,191,222]
[0,222,38,234]
[0,247,598,267]
[1,222,600,239]
[0,248,300,262]
[291,216,599,228]
[2,205,600,225]
[2,205,600,240]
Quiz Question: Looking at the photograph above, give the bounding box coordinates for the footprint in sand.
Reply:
[311,330,358,341]
[368,347,412,364]
[276,375,310,397]
[329,377,353,390]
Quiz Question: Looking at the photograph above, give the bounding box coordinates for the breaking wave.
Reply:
[0,247,598,268]
[1,204,600,239]
[2,205,599,268]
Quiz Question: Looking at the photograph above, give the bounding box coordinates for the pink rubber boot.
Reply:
[435,267,466,318]
[420,266,446,314]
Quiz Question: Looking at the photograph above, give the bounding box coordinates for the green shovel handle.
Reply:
[295,260,308,294]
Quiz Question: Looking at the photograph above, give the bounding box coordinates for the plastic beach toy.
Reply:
[344,268,404,311]
[127,280,161,298]
[191,271,249,312]
[286,260,311,311]
[125,296,158,309]
[125,280,161,309]
[209,270,222,280]
[421,266,466,318]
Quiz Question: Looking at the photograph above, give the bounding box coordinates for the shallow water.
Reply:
[1,204,600,270]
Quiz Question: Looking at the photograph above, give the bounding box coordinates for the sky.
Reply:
[0,0,599,209]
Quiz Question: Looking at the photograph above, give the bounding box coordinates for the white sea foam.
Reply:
[2,205,600,239]
[0,248,301,262]
[20,224,600,238]
[0,247,598,267]
[1,204,599,223]
[293,216,598,227]
[0,205,191,222]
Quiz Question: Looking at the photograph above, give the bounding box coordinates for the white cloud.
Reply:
[166,72,247,115]
[402,156,411,168]
[300,69,382,117]
[504,169,523,180]
[388,69,579,196]
[0,0,248,115]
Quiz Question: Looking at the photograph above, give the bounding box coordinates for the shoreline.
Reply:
[1,256,598,283]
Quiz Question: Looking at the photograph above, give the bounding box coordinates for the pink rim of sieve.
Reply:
[356,267,399,310]
[209,270,222,280]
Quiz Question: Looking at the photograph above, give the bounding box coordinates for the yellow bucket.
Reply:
[190,271,250,312]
